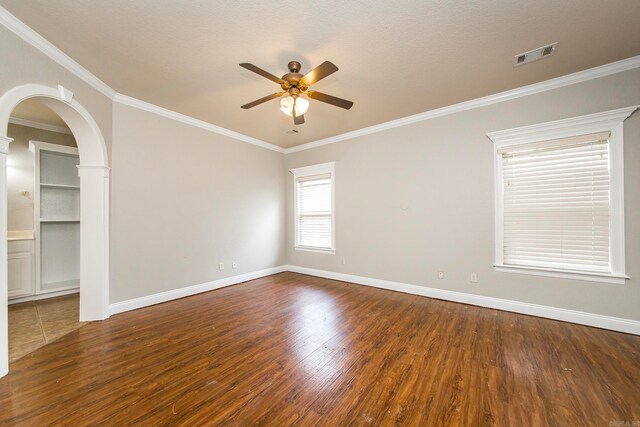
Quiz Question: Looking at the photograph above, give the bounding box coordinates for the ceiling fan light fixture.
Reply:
[280,95,309,117]
[240,60,352,125]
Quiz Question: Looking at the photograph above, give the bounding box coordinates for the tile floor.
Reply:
[8,294,86,362]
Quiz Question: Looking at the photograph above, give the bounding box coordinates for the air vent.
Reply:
[513,42,558,67]
[541,45,555,56]
[285,129,299,135]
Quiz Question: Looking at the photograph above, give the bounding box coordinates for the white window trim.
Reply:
[289,162,336,254]
[487,105,638,284]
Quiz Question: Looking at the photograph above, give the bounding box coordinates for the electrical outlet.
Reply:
[218,262,224,271]
[342,257,347,265]
[470,272,478,283]
[232,261,237,269]
[437,271,444,279]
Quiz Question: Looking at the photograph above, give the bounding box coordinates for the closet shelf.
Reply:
[30,141,82,299]
[40,183,80,189]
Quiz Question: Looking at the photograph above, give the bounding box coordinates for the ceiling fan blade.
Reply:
[239,63,285,84]
[240,92,285,109]
[307,91,354,110]
[299,61,339,86]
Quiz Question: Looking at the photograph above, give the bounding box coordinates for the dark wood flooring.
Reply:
[1,272,639,425]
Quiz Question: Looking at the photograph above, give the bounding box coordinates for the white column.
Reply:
[0,136,13,377]
[77,165,110,321]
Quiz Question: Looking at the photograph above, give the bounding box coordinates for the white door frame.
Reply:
[0,84,110,377]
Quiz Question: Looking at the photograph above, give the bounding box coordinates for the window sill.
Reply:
[494,264,629,285]
[294,246,335,254]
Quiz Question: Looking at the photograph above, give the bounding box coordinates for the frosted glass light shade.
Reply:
[280,95,309,116]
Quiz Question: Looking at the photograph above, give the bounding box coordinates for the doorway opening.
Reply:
[7,99,84,361]
[0,84,110,377]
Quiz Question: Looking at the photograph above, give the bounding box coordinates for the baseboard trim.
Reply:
[106,264,640,335]
[285,265,640,335]
[108,265,287,315]
[9,288,79,304]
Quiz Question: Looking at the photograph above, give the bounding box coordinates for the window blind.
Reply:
[297,173,332,249]
[500,132,611,273]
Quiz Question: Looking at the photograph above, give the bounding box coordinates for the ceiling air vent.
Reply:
[285,129,299,135]
[513,42,558,67]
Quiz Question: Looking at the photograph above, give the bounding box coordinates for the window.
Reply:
[290,162,335,253]
[501,133,611,273]
[487,106,637,284]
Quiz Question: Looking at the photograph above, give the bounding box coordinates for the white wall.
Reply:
[284,68,640,322]
[6,123,76,231]
[1,24,287,307]
[109,103,286,303]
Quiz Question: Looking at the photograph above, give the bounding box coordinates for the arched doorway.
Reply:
[0,84,110,377]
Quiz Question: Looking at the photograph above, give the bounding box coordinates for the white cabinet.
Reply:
[7,240,34,299]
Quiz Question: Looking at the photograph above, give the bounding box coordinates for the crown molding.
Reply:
[0,6,116,99]
[9,116,72,135]
[284,55,640,154]
[2,5,638,156]
[112,94,284,153]
[0,6,283,153]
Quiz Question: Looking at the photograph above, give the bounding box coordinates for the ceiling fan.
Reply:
[240,60,354,125]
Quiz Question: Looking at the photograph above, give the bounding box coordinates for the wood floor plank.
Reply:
[1,272,639,425]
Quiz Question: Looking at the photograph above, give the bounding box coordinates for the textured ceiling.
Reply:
[1,0,640,148]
